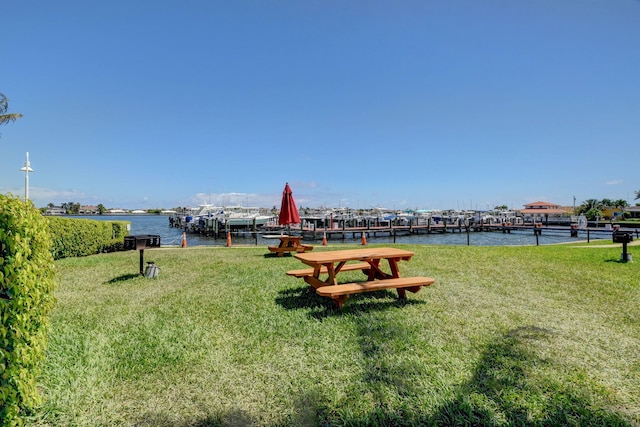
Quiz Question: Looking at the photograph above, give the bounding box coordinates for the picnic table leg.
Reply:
[388,258,401,278]
[326,263,339,286]
[334,261,348,275]
[333,295,349,308]
[367,259,391,280]
[367,260,379,280]
[304,275,329,289]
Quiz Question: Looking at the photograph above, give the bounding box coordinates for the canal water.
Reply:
[84,215,611,247]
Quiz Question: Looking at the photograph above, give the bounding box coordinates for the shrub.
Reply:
[0,195,57,426]
[46,216,129,260]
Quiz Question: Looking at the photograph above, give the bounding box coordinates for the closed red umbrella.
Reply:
[278,182,301,225]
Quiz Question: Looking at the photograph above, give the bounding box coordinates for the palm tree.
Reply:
[578,199,604,221]
[635,190,640,200]
[0,93,23,136]
[612,199,628,208]
[578,199,601,212]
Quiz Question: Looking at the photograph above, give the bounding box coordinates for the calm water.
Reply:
[84,215,611,247]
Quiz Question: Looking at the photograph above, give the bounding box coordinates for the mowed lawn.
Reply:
[30,243,639,426]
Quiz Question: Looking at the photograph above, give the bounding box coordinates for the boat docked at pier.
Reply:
[169,204,276,234]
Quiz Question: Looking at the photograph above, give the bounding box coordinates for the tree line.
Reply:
[576,193,639,221]
[42,202,167,215]
[45,202,108,215]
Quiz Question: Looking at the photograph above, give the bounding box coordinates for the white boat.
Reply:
[220,210,275,227]
[174,204,276,231]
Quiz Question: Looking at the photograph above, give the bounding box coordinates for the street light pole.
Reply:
[19,152,33,200]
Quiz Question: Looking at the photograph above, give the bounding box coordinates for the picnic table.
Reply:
[287,247,434,307]
[267,235,313,257]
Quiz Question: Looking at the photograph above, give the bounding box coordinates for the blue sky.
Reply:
[2,1,639,211]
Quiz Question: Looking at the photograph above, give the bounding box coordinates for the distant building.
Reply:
[519,201,571,224]
[79,205,98,215]
[601,206,624,220]
[624,206,640,219]
[45,206,66,215]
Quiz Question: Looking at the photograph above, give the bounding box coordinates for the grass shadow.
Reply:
[275,285,426,320]
[275,285,327,310]
[424,325,633,426]
[309,298,425,320]
[604,258,632,263]
[309,325,634,425]
[105,273,141,284]
[263,252,294,258]
[131,407,255,427]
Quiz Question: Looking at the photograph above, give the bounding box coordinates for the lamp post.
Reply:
[20,152,33,200]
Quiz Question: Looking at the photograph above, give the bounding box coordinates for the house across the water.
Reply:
[519,201,572,225]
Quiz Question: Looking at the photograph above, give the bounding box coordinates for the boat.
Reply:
[170,204,276,233]
[219,208,275,228]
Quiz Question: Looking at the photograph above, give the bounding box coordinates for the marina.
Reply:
[84,214,638,248]
[160,204,639,247]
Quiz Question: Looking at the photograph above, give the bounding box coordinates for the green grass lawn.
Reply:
[29,242,639,426]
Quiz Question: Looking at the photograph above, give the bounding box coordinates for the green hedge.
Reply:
[1,195,57,426]
[46,216,130,260]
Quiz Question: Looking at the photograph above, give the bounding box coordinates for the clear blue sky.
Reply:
[2,1,639,211]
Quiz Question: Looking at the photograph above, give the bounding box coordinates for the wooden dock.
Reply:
[178,214,638,243]
[290,222,636,243]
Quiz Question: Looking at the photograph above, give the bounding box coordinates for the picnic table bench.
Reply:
[267,235,313,257]
[288,248,435,308]
[316,276,435,308]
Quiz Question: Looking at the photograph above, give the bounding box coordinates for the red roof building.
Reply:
[519,201,569,215]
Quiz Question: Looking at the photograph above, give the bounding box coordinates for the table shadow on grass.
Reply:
[275,285,425,318]
[263,252,296,258]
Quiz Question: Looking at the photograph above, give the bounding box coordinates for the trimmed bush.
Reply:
[0,195,57,426]
[46,216,129,260]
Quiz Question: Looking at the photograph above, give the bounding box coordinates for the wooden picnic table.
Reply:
[267,235,313,257]
[287,247,434,307]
